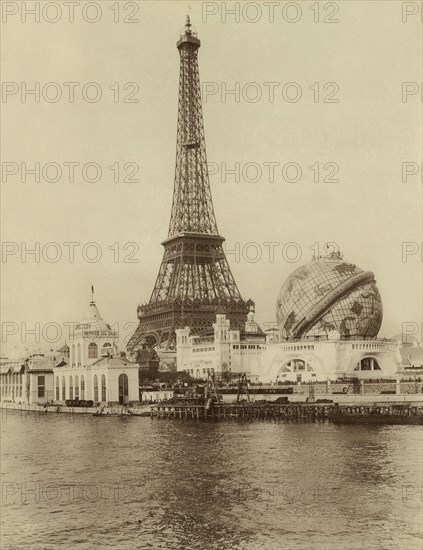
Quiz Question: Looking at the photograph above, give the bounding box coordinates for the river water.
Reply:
[1,411,422,550]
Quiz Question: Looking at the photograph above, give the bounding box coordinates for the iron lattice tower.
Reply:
[128,18,254,352]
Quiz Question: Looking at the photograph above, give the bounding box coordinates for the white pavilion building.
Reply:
[54,295,139,405]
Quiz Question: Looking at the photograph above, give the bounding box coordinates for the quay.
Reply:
[150,401,423,423]
[1,398,422,423]
[0,402,152,418]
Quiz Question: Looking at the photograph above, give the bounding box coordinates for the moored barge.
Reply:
[331,405,423,425]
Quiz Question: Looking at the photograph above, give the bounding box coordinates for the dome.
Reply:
[276,253,383,340]
[79,301,112,332]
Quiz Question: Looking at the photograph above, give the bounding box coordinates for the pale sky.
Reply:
[1,1,422,354]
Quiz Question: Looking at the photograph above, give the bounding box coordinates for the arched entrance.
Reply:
[354,357,381,371]
[118,373,129,405]
[276,358,314,383]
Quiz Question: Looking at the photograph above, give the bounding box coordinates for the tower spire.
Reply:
[170,17,217,236]
[128,21,254,353]
[90,285,95,305]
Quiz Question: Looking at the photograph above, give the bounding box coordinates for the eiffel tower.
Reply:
[128,17,254,353]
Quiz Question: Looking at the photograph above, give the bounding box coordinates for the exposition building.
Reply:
[53,297,139,405]
[176,309,266,380]
[260,251,402,383]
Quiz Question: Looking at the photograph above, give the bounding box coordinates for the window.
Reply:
[38,376,45,398]
[88,342,98,359]
[69,376,73,400]
[101,374,106,402]
[74,375,79,399]
[80,376,85,400]
[71,344,75,366]
[55,376,60,401]
[77,344,81,366]
[101,343,112,357]
[94,375,99,402]
[62,376,66,400]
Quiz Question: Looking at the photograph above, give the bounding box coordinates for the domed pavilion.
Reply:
[261,252,401,383]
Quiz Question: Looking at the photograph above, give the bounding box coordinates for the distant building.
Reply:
[0,353,54,405]
[261,252,401,382]
[176,310,266,379]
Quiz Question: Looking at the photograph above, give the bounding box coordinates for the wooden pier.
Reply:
[151,402,423,423]
[151,402,333,421]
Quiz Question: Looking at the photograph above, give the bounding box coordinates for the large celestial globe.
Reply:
[276,252,383,340]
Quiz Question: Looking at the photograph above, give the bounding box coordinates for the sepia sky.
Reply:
[1,0,422,354]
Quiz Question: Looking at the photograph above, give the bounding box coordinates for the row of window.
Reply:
[0,373,23,384]
[186,367,215,375]
[232,344,262,350]
[1,383,23,397]
[1,375,42,398]
[193,346,215,353]
[232,352,261,356]
[279,345,315,352]
[55,374,106,402]
[352,344,384,351]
